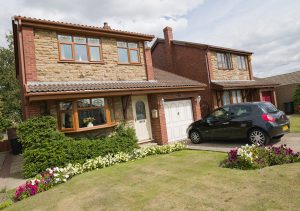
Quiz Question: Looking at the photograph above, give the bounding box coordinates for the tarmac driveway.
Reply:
[187,133,300,152]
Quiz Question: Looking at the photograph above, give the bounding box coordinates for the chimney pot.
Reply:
[103,22,111,29]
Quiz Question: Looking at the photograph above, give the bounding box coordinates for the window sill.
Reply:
[117,63,142,66]
[58,60,104,64]
[62,122,118,133]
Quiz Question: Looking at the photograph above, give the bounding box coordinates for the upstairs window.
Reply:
[117,41,140,64]
[217,53,232,69]
[237,55,247,70]
[58,35,102,63]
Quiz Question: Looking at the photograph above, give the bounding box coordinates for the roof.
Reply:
[152,38,253,55]
[13,16,154,41]
[26,68,206,94]
[257,71,300,86]
[211,79,278,90]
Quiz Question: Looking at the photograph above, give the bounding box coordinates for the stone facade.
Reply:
[209,51,251,81]
[33,29,147,82]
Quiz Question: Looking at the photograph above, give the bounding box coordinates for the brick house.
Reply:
[258,71,300,113]
[151,27,278,116]
[12,16,206,145]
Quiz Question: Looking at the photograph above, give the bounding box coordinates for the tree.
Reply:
[0,32,21,126]
[294,84,300,110]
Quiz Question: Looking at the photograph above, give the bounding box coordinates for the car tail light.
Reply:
[262,114,276,122]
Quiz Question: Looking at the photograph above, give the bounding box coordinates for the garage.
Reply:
[164,99,194,142]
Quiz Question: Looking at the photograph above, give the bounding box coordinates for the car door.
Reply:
[227,105,253,139]
[202,106,230,140]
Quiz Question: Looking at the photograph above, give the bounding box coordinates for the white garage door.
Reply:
[164,99,194,142]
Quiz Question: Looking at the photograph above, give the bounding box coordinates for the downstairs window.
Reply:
[58,98,115,132]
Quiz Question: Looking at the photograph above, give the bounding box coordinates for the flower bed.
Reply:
[221,144,300,170]
[14,142,186,201]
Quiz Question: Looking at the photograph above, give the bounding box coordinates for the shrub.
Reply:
[294,84,300,109]
[18,116,139,178]
[221,144,300,170]
[0,199,13,210]
[17,116,66,149]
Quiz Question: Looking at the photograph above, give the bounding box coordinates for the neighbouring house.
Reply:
[258,71,300,113]
[12,16,206,145]
[151,27,278,116]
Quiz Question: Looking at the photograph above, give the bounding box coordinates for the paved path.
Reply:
[0,153,26,191]
[187,133,300,152]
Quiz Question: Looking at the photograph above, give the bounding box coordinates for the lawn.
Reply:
[7,150,300,211]
[289,114,300,132]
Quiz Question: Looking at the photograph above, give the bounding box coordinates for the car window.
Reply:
[259,102,278,113]
[209,107,230,120]
[230,105,252,118]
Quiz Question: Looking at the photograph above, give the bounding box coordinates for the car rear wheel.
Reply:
[248,129,269,146]
[190,130,202,144]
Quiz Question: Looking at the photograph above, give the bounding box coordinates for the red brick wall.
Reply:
[148,92,202,145]
[151,42,167,71]
[144,47,154,80]
[152,41,213,116]
[22,27,37,82]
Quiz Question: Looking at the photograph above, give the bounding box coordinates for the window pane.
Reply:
[77,99,90,108]
[128,42,138,48]
[91,98,105,107]
[135,101,146,120]
[78,108,106,128]
[223,91,230,105]
[61,112,73,129]
[58,35,72,42]
[217,53,223,69]
[59,101,72,110]
[60,44,73,60]
[117,41,127,48]
[130,49,139,63]
[88,38,100,45]
[89,46,101,61]
[231,90,237,103]
[237,90,242,102]
[74,36,87,43]
[118,48,129,63]
[75,44,88,61]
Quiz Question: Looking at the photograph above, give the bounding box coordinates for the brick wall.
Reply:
[144,47,154,80]
[33,29,147,82]
[22,27,37,82]
[151,42,167,71]
[210,51,251,81]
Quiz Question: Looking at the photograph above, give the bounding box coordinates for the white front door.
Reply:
[132,95,152,142]
[164,99,194,142]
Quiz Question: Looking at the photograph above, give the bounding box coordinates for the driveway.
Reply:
[187,133,300,152]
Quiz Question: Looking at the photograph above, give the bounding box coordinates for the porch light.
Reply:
[196,96,201,103]
[160,98,165,105]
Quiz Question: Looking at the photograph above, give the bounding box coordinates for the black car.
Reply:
[187,102,290,145]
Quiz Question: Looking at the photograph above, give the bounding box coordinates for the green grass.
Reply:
[6,150,300,211]
[289,114,300,132]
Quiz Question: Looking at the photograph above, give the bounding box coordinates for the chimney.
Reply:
[163,26,173,72]
[103,22,111,29]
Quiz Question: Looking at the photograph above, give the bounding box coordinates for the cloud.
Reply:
[0,0,204,46]
[0,0,299,77]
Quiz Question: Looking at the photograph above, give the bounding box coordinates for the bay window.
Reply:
[58,35,102,63]
[58,98,115,132]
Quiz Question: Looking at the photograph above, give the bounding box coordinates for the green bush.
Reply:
[17,116,139,178]
[294,84,300,111]
[0,199,13,210]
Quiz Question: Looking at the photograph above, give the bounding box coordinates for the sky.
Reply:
[0,0,299,77]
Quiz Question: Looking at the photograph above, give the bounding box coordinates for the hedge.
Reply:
[17,116,139,178]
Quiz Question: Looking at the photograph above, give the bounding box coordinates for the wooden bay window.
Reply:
[58,35,103,63]
[58,98,115,132]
